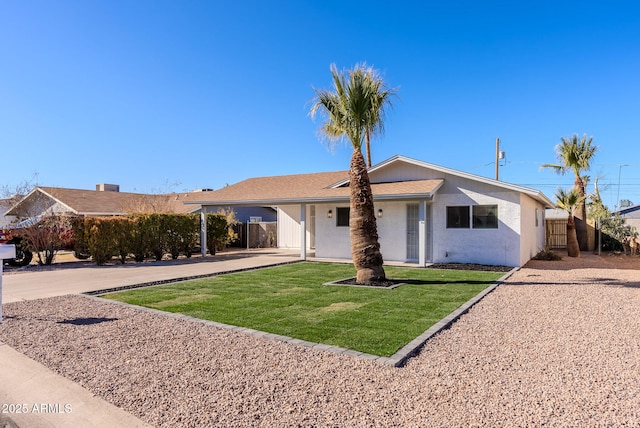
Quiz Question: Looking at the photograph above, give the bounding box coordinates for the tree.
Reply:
[542,134,597,251]
[361,67,396,168]
[310,63,395,283]
[555,187,586,257]
[589,179,638,251]
[19,213,74,265]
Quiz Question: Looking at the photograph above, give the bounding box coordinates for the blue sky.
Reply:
[1,1,639,210]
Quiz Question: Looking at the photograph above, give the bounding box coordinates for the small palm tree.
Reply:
[310,64,394,283]
[555,187,587,257]
[542,134,598,251]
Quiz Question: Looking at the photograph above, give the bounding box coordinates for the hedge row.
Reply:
[72,213,234,265]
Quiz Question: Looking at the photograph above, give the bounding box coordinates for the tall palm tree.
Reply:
[310,63,394,283]
[555,187,586,257]
[542,134,597,251]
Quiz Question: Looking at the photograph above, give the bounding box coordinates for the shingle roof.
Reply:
[6,187,196,216]
[184,170,444,205]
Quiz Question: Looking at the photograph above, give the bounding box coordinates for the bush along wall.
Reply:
[75,213,232,265]
[206,213,238,255]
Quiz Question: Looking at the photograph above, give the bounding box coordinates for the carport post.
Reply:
[300,204,307,260]
[201,210,207,258]
[419,200,427,266]
[0,244,17,322]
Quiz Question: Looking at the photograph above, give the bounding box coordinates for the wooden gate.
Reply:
[546,219,567,249]
[545,218,596,250]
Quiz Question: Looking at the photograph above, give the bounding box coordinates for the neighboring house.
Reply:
[4,184,200,220]
[614,204,640,232]
[186,155,554,267]
[0,199,17,228]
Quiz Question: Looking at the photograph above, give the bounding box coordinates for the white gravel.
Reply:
[1,253,639,427]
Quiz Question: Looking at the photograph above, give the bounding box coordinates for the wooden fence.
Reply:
[545,218,596,250]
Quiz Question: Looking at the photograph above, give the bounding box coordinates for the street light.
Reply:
[616,164,629,211]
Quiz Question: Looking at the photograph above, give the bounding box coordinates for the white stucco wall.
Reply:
[519,194,547,265]
[622,218,640,232]
[620,208,640,232]
[430,178,523,267]
[277,205,313,250]
[314,201,412,262]
[277,206,302,249]
[375,201,409,262]
[314,203,351,258]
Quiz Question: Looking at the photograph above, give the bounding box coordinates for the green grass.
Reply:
[102,262,502,357]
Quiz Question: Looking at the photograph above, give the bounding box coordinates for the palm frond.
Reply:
[540,163,566,175]
[555,187,587,214]
[309,63,396,155]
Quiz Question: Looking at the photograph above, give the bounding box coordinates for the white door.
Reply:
[310,205,316,249]
[407,204,419,261]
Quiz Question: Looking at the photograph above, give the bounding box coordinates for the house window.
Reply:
[336,207,350,227]
[535,208,540,227]
[446,206,470,228]
[472,205,498,229]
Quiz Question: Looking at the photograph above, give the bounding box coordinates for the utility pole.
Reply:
[495,138,499,180]
[495,138,505,180]
[494,138,506,180]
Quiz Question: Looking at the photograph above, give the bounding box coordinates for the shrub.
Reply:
[532,247,563,261]
[165,214,197,260]
[130,214,151,262]
[77,213,201,265]
[177,214,199,258]
[86,217,117,265]
[146,213,167,261]
[206,210,239,254]
[113,217,134,263]
[71,216,91,259]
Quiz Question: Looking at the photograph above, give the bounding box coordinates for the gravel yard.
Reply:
[1,252,639,427]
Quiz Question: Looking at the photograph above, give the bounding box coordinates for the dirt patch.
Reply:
[318,302,365,312]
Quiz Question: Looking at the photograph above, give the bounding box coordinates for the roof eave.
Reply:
[186,192,437,207]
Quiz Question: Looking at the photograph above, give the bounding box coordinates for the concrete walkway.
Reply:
[0,249,301,428]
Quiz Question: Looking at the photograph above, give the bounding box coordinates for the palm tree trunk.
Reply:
[574,176,588,251]
[566,216,580,257]
[349,149,385,283]
[364,129,372,168]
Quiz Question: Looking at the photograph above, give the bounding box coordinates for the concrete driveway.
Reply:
[2,249,301,303]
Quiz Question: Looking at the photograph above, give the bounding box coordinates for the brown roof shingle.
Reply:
[183,171,443,205]
[11,187,197,215]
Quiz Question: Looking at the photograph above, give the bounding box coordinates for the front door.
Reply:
[407,204,419,261]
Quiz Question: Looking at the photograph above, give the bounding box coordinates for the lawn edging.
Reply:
[82,260,302,296]
[88,265,518,368]
[384,266,519,367]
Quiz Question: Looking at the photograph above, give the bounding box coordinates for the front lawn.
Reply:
[102,262,502,357]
